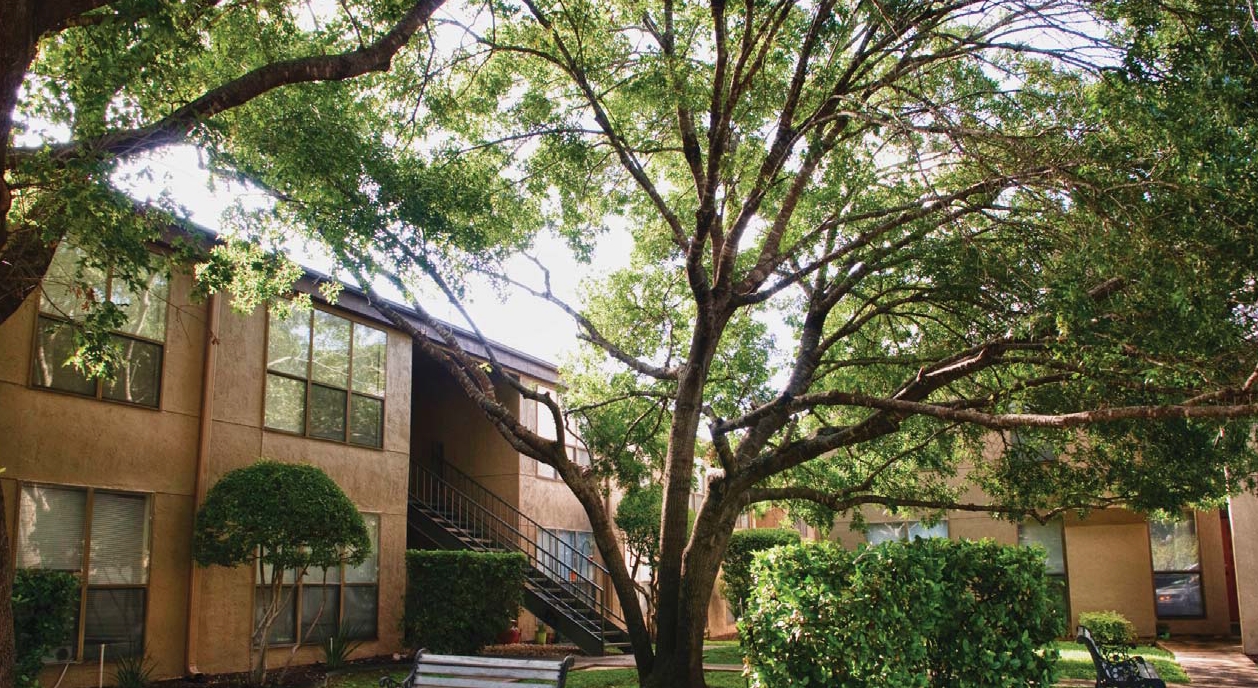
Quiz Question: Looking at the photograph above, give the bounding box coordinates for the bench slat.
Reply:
[414,677,555,688]
[416,664,565,680]
[418,654,567,670]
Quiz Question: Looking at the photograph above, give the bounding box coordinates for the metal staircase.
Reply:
[406,459,633,656]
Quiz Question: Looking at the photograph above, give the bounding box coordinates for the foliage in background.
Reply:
[741,539,1062,688]
[1079,611,1138,647]
[12,570,79,688]
[404,550,527,655]
[719,530,800,619]
[192,460,370,685]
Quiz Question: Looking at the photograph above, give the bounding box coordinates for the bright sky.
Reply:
[114,145,633,364]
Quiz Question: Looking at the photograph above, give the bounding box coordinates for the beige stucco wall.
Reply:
[193,299,413,675]
[1062,513,1157,637]
[1230,492,1258,654]
[2,276,415,686]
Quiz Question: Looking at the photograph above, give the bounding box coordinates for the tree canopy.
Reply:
[237,2,1255,686]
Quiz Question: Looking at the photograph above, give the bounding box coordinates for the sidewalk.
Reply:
[1160,638,1258,688]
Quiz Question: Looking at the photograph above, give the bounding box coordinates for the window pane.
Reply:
[1150,519,1200,571]
[267,308,310,378]
[346,515,379,584]
[302,565,340,584]
[1154,573,1204,617]
[908,521,947,540]
[311,311,351,388]
[83,588,145,660]
[350,395,383,448]
[265,374,306,434]
[89,493,150,585]
[41,245,107,320]
[309,385,347,441]
[17,485,86,571]
[866,522,907,545]
[300,585,339,644]
[1047,574,1070,620]
[32,317,96,397]
[1019,521,1066,574]
[255,586,296,644]
[342,587,378,639]
[102,336,161,407]
[111,270,168,340]
[352,325,386,396]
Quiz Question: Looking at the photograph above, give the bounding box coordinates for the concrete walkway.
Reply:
[1160,639,1258,688]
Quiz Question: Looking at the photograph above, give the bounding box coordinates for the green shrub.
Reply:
[114,654,156,688]
[404,550,527,654]
[720,528,800,617]
[13,569,80,688]
[740,538,1063,688]
[1079,611,1137,647]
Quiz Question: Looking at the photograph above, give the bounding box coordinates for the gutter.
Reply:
[185,292,220,677]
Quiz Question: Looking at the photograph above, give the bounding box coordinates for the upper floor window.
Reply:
[16,484,152,661]
[1150,517,1204,618]
[265,307,387,448]
[33,245,168,408]
[866,520,948,545]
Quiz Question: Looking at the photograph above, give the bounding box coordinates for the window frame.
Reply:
[1149,516,1206,619]
[1018,520,1071,623]
[15,482,153,663]
[30,250,169,410]
[252,512,381,647]
[263,305,387,449]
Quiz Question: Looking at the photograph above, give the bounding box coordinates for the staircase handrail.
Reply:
[411,460,627,634]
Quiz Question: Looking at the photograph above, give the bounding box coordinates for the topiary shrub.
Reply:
[193,460,370,685]
[1079,611,1137,647]
[740,538,1063,688]
[14,569,80,688]
[405,550,527,654]
[720,528,800,618]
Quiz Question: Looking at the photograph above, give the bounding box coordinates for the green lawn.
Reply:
[1051,641,1189,684]
[325,639,1190,688]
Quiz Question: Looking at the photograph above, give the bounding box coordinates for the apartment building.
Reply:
[1,240,612,686]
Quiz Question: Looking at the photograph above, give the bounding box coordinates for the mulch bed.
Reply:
[150,655,407,688]
[479,643,585,659]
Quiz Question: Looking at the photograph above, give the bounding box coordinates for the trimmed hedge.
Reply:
[740,538,1063,688]
[1079,611,1137,646]
[405,550,527,654]
[721,528,801,618]
[14,570,80,688]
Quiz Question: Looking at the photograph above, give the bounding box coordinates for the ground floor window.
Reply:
[255,513,380,644]
[1149,517,1204,618]
[16,484,151,661]
[865,520,948,545]
[1018,520,1070,622]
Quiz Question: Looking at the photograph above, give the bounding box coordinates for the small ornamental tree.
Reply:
[192,460,370,685]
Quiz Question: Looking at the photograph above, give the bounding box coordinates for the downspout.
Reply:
[186,292,220,677]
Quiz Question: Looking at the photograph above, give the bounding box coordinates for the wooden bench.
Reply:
[1076,626,1166,688]
[380,649,576,688]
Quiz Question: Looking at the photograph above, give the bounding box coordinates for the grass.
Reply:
[1051,641,1190,684]
[324,638,1191,688]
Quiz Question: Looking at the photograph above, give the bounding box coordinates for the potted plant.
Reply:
[534,624,549,645]
[497,622,521,645]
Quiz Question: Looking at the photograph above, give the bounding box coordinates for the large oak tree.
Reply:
[215,1,1258,686]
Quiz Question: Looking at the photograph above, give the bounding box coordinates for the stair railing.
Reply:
[409,460,629,640]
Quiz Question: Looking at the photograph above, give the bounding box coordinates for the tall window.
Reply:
[865,520,948,545]
[1019,520,1070,620]
[266,307,387,448]
[530,386,560,479]
[256,513,380,644]
[1150,517,1204,618]
[33,245,168,407]
[16,484,151,661]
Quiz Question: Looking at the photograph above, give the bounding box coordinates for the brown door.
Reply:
[1221,509,1241,628]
